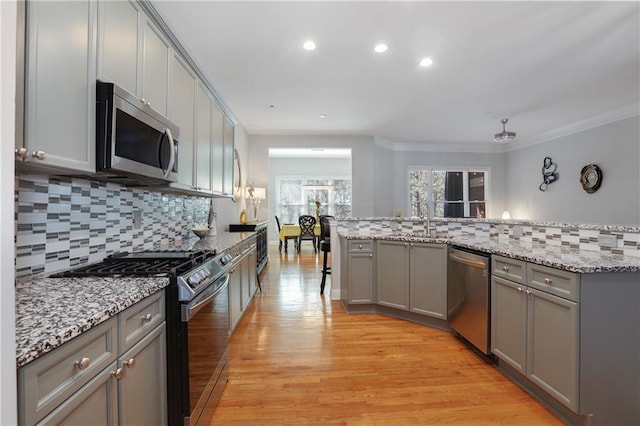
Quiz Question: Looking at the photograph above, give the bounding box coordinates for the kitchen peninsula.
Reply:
[337,217,640,425]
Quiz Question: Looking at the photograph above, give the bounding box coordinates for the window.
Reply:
[409,168,489,218]
[276,176,352,223]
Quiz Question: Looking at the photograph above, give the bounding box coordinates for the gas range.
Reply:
[51,250,230,302]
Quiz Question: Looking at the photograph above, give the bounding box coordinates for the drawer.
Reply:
[492,255,527,284]
[348,240,374,253]
[118,290,165,353]
[18,316,117,426]
[527,263,580,302]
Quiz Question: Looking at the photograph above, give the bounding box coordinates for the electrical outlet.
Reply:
[133,210,142,229]
[598,234,618,248]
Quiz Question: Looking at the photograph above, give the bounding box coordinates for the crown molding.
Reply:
[374,136,505,154]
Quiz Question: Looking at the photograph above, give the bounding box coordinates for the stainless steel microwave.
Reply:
[96,81,179,184]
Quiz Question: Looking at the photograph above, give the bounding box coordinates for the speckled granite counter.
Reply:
[15,231,256,368]
[338,231,640,274]
[15,276,168,368]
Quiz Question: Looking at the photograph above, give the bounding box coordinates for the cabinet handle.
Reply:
[141,98,146,104]
[410,243,414,247]
[525,289,532,295]
[358,244,363,249]
[123,358,136,369]
[404,243,408,247]
[15,148,29,159]
[544,277,552,284]
[74,357,91,370]
[146,101,151,107]
[516,287,523,293]
[369,254,373,258]
[32,150,47,160]
[503,266,510,272]
[141,313,152,323]
[111,368,125,380]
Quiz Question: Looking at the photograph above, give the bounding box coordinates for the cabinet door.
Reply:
[195,83,213,193]
[376,241,409,310]
[409,243,447,319]
[229,264,242,332]
[248,248,258,294]
[24,0,96,172]
[240,253,251,310]
[37,361,117,426]
[491,276,527,374]
[222,117,235,195]
[141,18,170,116]
[211,104,225,193]
[97,0,140,96]
[348,253,374,304]
[527,289,579,411]
[170,55,196,188]
[118,323,167,426]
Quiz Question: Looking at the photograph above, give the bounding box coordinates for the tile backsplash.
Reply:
[15,175,211,278]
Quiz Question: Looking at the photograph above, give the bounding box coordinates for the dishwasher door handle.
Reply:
[449,253,487,269]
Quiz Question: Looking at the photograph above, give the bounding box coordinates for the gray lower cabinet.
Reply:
[376,241,410,310]
[228,238,258,333]
[375,240,447,319]
[341,239,375,304]
[491,257,579,412]
[409,243,447,319]
[18,291,166,425]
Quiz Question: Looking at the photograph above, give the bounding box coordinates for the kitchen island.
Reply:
[337,218,640,426]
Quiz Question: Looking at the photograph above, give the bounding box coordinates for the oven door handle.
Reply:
[182,274,229,322]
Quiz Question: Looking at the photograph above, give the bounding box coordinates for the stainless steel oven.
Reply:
[180,273,230,426]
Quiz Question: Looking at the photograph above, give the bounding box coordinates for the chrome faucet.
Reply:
[422,200,431,236]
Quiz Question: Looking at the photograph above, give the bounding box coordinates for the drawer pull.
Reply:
[123,358,136,369]
[517,287,523,293]
[502,266,510,272]
[141,313,153,323]
[73,357,91,370]
[544,277,552,284]
[358,244,363,249]
[525,289,532,295]
[111,368,125,380]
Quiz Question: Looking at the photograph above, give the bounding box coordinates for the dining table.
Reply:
[278,223,321,252]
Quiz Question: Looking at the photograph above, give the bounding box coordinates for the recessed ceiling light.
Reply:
[303,40,316,51]
[319,114,327,118]
[419,57,434,67]
[269,105,275,108]
[374,43,388,53]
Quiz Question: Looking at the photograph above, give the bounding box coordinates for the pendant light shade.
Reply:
[494,118,516,143]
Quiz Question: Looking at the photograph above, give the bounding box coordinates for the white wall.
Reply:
[505,116,640,225]
[1,0,18,423]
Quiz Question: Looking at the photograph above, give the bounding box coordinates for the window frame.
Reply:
[407,166,491,219]
[274,174,352,222]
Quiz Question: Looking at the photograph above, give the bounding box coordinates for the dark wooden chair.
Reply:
[275,215,297,252]
[319,215,334,294]
[297,215,317,253]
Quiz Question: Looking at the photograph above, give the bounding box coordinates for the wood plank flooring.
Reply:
[210,246,565,425]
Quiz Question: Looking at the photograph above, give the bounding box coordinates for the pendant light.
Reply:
[494,118,516,143]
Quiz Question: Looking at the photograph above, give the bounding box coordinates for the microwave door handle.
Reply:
[162,128,176,179]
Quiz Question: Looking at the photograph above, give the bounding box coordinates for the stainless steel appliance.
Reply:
[96,81,179,185]
[447,247,491,355]
[52,249,232,426]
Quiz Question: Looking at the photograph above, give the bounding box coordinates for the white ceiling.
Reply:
[153,1,640,148]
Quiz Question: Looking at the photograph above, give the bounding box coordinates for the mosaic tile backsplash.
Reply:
[15,175,211,278]
[338,217,640,258]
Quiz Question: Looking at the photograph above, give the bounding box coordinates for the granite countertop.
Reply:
[15,231,256,368]
[338,231,640,274]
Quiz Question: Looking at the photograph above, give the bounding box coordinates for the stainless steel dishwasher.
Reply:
[447,247,491,355]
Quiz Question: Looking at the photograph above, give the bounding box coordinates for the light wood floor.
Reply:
[210,246,565,425]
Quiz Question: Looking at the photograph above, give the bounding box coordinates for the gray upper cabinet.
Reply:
[97,0,139,96]
[408,243,447,319]
[169,54,196,190]
[98,0,170,116]
[19,0,96,173]
[211,104,225,193]
[195,83,213,193]
[222,117,235,196]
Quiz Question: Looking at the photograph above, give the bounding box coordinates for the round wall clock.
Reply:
[580,164,602,193]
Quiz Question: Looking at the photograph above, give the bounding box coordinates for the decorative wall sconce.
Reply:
[539,156,559,192]
[246,184,266,222]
